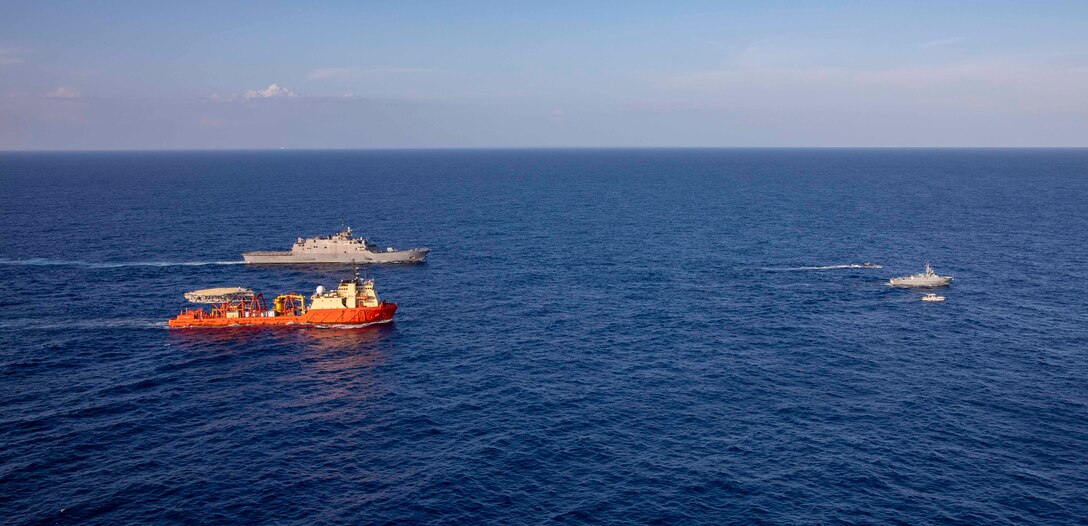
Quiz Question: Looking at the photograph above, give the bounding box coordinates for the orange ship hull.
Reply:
[168,304,396,328]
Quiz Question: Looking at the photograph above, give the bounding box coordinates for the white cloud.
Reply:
[242,83,299,100]
[47,86,81,99]
[209,83,301,102]
[210,82,374,102]
[549,109,566,124]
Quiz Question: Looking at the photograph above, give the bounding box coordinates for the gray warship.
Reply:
[889,263,953,287]
[243,227,430,264]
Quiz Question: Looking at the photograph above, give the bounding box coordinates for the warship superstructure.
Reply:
[243,227,429,264]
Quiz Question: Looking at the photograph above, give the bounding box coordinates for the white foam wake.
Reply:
[0,318,169,331]
[0,258,245,269]
[762,264,881,271]
[312,320,395,330]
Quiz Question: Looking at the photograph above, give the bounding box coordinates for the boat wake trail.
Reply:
[0,318,169,331]
[762,264,880,271]
[0,258,245,269]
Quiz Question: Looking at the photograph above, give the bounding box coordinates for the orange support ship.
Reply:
[169,271,396,328]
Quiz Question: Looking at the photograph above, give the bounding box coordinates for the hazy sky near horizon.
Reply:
[2,1,1088,149]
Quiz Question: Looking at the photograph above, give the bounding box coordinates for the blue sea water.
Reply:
[1,149,1086,525]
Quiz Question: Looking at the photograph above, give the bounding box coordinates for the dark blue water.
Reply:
[2,149,1086,524]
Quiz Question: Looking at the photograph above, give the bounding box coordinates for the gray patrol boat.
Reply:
[889,263,953,287]
[243,227,430,264]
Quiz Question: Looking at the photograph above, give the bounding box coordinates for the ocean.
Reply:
[1,149,1086,524]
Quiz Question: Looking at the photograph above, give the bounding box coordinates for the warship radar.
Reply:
[889,263,954,287]
[243,227,429,264]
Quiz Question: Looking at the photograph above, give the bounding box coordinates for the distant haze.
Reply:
[2,1,1087,150]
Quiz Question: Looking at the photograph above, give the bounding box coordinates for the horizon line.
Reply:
[3,146,1088,154]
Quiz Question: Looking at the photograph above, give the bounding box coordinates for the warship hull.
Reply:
[242,248,430,264]
[889,276,953,287]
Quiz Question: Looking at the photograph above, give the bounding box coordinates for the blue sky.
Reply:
[2,1,1087,149]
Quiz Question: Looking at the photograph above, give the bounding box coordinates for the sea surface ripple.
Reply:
[1,149,1086,524]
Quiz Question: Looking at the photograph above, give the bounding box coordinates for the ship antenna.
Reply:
[352,259,361,281]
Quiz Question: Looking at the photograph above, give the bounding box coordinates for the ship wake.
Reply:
[0,318,169,331]
[312,320,395,330]
[0,258,245,269]
[762,264,881,271]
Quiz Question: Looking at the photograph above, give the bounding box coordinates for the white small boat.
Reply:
[921,293,945,302]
